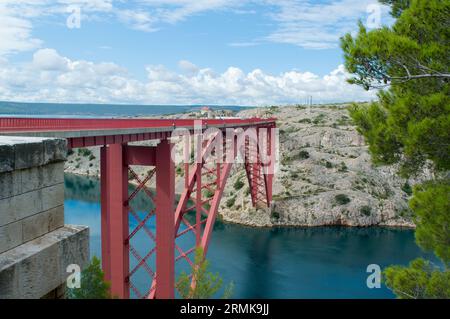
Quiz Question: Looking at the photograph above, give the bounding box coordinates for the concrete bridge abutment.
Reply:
[0,136,89,299]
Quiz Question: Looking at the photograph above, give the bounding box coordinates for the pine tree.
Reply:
[176,248,234,299]
[67,256,111,299]
[341,0,449,298]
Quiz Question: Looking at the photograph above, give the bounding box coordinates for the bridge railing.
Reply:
[0,117,276,132]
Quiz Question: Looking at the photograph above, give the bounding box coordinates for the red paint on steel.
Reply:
[100,146,111,282]
[155,139,175,299]
[1,116,276,299]
[124,145,156,166]
[0,117,275,132]
[107,144,130,299]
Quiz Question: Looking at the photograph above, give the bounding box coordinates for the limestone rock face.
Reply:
[219,105,417,227]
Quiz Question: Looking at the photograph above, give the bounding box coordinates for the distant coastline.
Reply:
[0,101,251,118]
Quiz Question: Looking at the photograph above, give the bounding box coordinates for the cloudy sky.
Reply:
[0,0,391,106]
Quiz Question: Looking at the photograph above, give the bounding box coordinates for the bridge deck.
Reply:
[0,117,276,148]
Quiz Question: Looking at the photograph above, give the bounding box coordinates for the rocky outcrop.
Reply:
[218,105,415,227]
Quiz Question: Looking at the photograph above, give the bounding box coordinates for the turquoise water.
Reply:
[64,174,432,299]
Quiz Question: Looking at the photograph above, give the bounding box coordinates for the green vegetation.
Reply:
[282,149,310,165]
[334,194,351,205]
[226,196,236,208]
[67,256,111,299]
[204,189,215,199]
[341,0,449,298]
[298,118,312,124]
[401,182,413,196]
[360,205,372,216]
[233,178,245,191]
[410,181,450,265]
[384,258,450,299]
[325,161,333,169]
[176,248,234,299]
[78,148,92,157]
[312,113,326,125]
[337,162,348,172]
[88,154,96,161]
[336,115,353,126]
[271,211,280,221]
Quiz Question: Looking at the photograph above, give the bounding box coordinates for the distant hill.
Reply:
[0,101,249,117]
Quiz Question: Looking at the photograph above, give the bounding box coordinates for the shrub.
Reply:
[401,182,413,196]
[78,148,92,157]
[271,211,280,220]
[233,179,244,190]
[67,256,111,299]
[204,189,215,198]
[298,118,312,124]
[298,150,310,160]
[360,205,372,216]
[176,247,234,299]
[226,196,236,208]
[88,154,96,161]
[338,162,348,172]
[290,171,299,179]
[335,194,351,205]
[312,113,326,124]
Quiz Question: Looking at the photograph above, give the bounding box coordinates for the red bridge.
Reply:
[0,117,277,299]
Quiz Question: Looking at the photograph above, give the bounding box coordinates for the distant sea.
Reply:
[0,101,251,118]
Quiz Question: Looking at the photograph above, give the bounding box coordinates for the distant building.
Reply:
[200,106,212,117]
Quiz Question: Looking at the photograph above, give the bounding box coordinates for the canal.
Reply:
[64,173,432,298]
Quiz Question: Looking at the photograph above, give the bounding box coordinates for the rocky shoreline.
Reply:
[64,104,417,228]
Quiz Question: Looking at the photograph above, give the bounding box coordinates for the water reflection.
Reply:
[64,173,432,299]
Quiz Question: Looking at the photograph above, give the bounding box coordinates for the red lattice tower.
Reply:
[127,167,157,299]
[100,124,275,299]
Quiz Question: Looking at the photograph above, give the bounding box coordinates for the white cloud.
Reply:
[0,50,375,105]
[0,0,393,55]
[264,0,392,49]
[0,3,42,55]
[178,60,199,74]
[33,48,69,71]
[116,9,158,32]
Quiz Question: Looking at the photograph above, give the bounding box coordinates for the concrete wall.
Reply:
[0,136,89,299]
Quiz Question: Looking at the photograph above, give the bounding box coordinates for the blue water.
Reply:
[0,101,248,117]
[64,174,433,299]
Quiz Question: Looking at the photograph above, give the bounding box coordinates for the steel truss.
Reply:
[100,125,275,299]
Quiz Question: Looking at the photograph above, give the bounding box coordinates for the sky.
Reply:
[0,0,392,106]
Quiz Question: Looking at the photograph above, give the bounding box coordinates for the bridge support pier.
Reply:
[101,143,129,299]
[155,139,175,299]
[100,139,176,299]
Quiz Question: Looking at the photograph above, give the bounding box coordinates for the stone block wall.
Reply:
[0,136,89,299]
[0,136,66,254]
